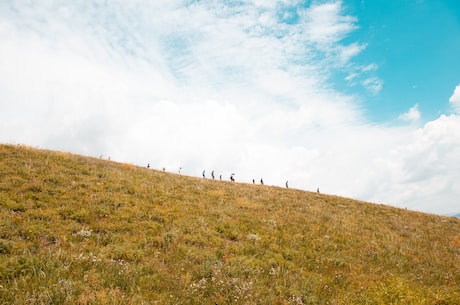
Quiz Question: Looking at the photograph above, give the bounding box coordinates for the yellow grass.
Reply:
[0,144,459,304]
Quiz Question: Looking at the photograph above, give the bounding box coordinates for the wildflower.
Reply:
[288,295,304,305]
[75,228,92,237]
[190,278,207,292]
[267,219,277,229]
[247,233,261,241]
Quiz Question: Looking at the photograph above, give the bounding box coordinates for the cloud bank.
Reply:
[1,0,459,215]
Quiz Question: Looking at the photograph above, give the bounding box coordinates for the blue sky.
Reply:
[338,0,460,122]
[1,0,460,215]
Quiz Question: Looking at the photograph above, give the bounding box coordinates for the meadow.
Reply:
[0,144,459,304]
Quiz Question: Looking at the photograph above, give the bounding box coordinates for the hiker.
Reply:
[230,173,235,182]
[252,179,255,184]
[317,188,320,194]
[219,174,222,180]
[202,170,206,178]
[211,170,215,180]
[147,163,150,168]
[179,167,182,174]
[260,178,264,185]
[286,181,288,188]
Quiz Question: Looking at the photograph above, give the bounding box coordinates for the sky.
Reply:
[1,0,460,215]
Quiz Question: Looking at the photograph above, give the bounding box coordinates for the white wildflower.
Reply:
[75,228,92,237]
[267,219,277,229]
[247,233,260,241]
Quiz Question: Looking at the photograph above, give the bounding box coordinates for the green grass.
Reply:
[0,144,459,304]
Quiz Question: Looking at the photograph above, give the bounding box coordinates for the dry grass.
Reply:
[0,144,459,304]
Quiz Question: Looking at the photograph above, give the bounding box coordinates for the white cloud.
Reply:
[399,104,421,122]
[0,0,459,215]
[338,42,366,66]
[449,84,460,112]
[377,115,460,213]
[303,2,358,47]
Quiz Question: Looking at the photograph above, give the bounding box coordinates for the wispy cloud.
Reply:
[1,0,459,214]
[345,63,382,94]
[362,77,383,95]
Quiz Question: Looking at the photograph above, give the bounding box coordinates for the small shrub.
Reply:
[70,209,91,224]
[0,239,12,254]
[110,246,144,263]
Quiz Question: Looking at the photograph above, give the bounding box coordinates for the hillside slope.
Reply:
[1,144,459,304]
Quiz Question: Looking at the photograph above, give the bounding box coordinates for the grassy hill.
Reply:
[0,144,459,304]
